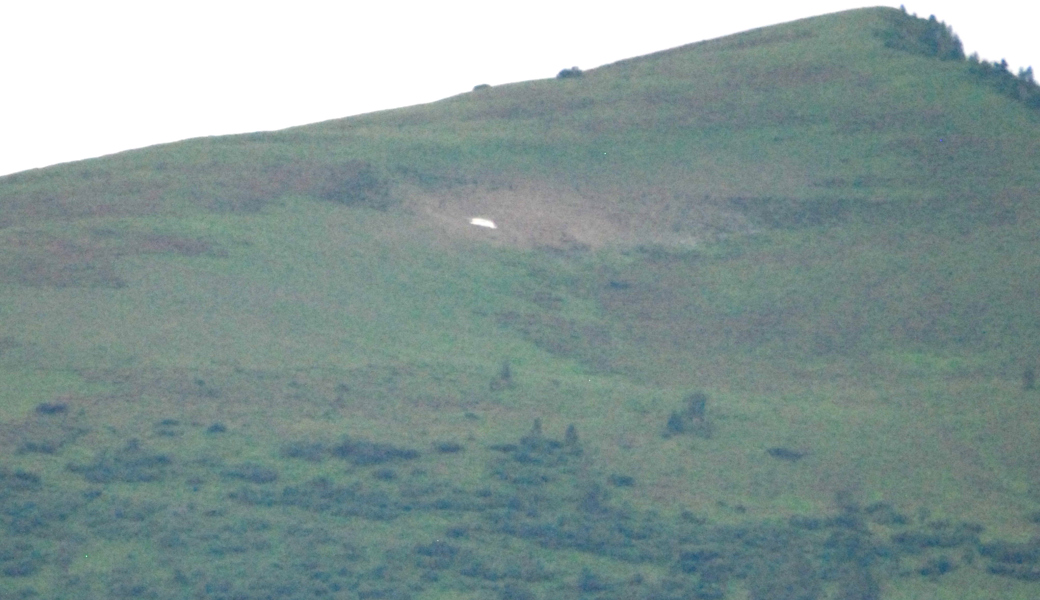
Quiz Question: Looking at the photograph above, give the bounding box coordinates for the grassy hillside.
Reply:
[2,6,1040,599]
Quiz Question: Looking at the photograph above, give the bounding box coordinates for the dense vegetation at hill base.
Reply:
[1,6,1039,599]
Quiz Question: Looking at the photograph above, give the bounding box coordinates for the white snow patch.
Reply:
[469,217,497,229]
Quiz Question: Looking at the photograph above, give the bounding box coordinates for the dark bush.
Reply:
[685,391,708,419]
[281,441,328,462]
[516,419,566,458]
[563,424,581,454]
[892,522,981,551]
[665,411,686,436]
[228,486,278,507]
[834,566,881,600]
[357,586,411,600]
[414,540,459,558]
[919,554,956,577]
[691,580,728,600]
[0,469,42,493]
[577,567,610,592]
[979,540,1040,564]
[767,447,806,462]
[434,441,464,453]
[221,462,279,484]
[746,552,821,600]
[500,582,536,600]
[413,541,460,570]
[35,402,68,415]
[17,441,58,454]
[986,563,1040,580]
[373,468,397,481]
[331,438,420,466]
[608,473,635,487]
[109,576,159,600]
[863,502,909,526]
[491,360,514,391]
[790,516,825,530]
[823,529,877,566]
[67,440,172,483]
[729,196,853,229]
[677,549,722,574]
[154,418,183,437]
[0,542,44,578]
[579,483,610,514]
[2,559,40,578]
[460,560,502,581]
[473,84,491,91]
[1024,367,1036,391]
[206,422,227,434]
[557,66,583,79]
[665,393,712,438]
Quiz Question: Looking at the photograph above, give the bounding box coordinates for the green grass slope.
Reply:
[2,6,1040,599]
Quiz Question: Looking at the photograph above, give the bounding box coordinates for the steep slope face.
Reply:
[5,7,1037,372]
[380,6,1039,246]
[2,6,1038,381]
[2,7,1038,398]
[3,8,1037,247]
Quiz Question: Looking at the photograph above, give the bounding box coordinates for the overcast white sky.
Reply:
[2,1,1037,177]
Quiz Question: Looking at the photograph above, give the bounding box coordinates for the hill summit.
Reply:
[3,7,1038,248]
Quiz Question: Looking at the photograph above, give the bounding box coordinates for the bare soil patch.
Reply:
[402,179,748,250]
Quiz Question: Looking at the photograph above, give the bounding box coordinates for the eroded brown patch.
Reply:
[401,180,747,251]
[0,230,227,288]
[0,236,126,288]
